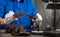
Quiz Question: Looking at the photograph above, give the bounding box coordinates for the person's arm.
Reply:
[27,0,38,20]
[31,0,38,20]
[0,0,5,24]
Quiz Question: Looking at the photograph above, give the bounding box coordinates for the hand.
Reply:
[4,11,15,24]
[4,11,25,24]
[0,18,4,24]
[29,15,38,20]
[33,16,38,20]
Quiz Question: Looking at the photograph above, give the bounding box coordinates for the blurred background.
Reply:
[33,0,60,30]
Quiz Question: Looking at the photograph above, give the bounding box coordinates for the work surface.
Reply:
[0,30,50,37]
[1,34,49,37]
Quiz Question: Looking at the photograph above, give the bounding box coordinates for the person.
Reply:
[0,0,38,32]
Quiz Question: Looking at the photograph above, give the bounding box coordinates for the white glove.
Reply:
[35,13,43,21]
[32,13,43,22]
[4,11,15,24]
[32,13,43,27]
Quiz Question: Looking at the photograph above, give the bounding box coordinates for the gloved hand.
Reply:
[33,13,42,21]
[32,13,43,28]
[35,13,43,21]
[4,11,24,24]
[4,11,15,24]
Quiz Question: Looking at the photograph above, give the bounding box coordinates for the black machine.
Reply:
[6,25,31,36]
[42,0,60,37]
[42,0,60,3]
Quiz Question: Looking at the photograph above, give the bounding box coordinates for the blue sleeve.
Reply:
[0,0,4,18]
[28,0,37,16]
[0,0,6,29]
[32,2,37,16]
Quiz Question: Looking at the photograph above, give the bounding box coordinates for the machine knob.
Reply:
[14,27,20,33]
[7,27,12,33]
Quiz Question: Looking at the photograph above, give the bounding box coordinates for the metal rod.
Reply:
[53,2,56,31]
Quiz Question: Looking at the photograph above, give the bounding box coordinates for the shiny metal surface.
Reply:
[0,30,49,37]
